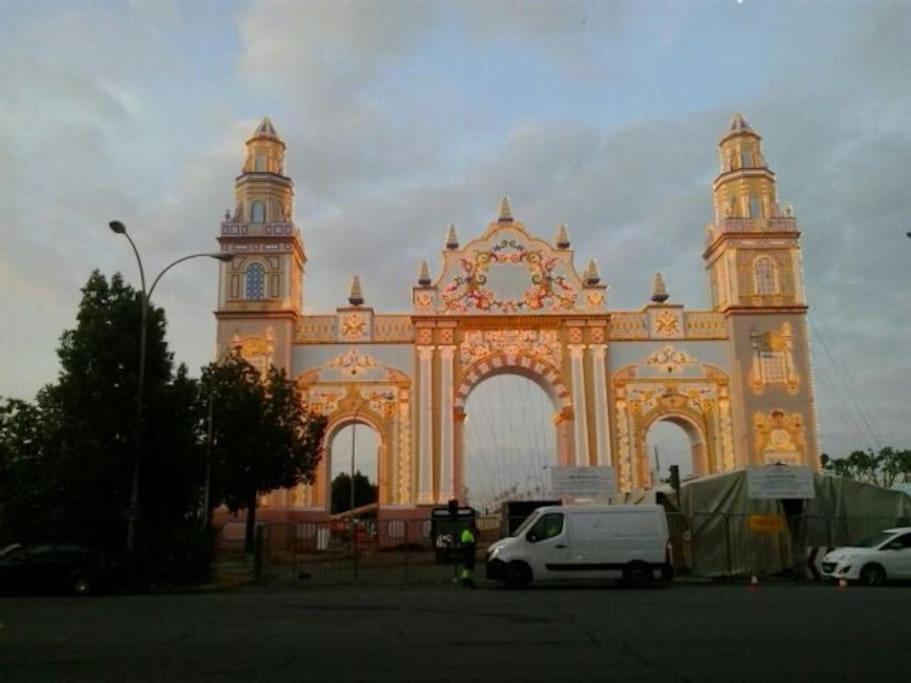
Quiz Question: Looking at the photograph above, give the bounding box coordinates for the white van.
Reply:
[485,505,671,588]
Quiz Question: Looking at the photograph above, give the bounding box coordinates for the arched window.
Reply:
[749,196,763,218]
[245,262,266,299]
[254,154,266,172]
[753,256,778,295]
[251,201,266,223]
[740,149,752,169]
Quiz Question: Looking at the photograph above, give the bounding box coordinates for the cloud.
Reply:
[1,0,909,466]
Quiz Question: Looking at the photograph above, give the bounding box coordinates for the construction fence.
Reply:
[215,511,910,586]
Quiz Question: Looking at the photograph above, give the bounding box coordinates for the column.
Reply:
[438,345,455,502]
[568,344,590,467]
[588,344,611,466]
[416,346,435,504]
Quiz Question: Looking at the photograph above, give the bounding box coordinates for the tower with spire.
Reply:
[214,117,306,370]
[704,114,818,469]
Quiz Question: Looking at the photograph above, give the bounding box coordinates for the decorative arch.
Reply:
[613,351,735,492]
[455,352,571,410]
[292,354,412,510]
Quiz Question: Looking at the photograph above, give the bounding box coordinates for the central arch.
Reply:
[453,353,576,505]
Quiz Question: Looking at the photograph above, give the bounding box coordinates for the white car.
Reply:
[821,527,911,586]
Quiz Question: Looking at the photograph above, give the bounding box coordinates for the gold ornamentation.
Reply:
[417,328,433,345]
[459,329,561,369]
[590,326,605,344]
[653,309,681,337]
[568,327,583,344]
[328,349,378,377]
[643,345,697,374]
[415,292,433,308]
[439,328,454,345]
[340,313,367,340]
[587,291,604,309]
[749,322,799,394]
[754,409,805,464]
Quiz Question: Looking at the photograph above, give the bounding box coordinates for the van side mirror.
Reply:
[526,531,538,543]
[886,541,903,551]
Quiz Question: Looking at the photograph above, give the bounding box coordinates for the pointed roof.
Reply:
[651,272,669,303]
[498,196,513,222]
[721,113,760,142]
[583,259,600,285]
[248,116,282,143]
[445,224,459,250]
[555,223,570,249]
[418,260,431,286]
[348,275,364,306]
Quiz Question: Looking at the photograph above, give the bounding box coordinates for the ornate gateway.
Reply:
[213,115,821,517]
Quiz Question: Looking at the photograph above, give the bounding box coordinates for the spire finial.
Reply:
[498,196,513,222]
[252,116,280,140]
[583,259,601,286]
[418,260,432,286]
[445,224,459,250]
[651,272,669,303]
[348,275,364,306]
[555,223,570,249]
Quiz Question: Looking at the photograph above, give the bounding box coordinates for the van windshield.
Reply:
[511,512,540,537]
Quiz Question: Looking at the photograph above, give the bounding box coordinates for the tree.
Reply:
[0,271,207,580]
[330,471,378,514]
[821,447,911,489]
[200,354,326,552]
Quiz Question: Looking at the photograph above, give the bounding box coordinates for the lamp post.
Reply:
[108,220,234,556]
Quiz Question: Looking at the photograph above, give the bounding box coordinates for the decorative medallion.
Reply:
[327,349,379,377]
[651,309,682,338]
[440,239,578,313]
[567,327,583,344]
[754,409,805,464]
[415,292,433,309]
[340,312,368,340]
[643,345,697,374]
[587,291,605,309]
[417,328,433,345]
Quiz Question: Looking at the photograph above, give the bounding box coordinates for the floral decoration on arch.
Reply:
[440,239,578,313]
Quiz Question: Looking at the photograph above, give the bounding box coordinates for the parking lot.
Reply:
[2,581,910,682]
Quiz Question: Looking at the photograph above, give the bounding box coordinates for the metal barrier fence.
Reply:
[218,512,911,585]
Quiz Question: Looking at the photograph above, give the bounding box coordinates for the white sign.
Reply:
[747,465,815,499]
[551,466,617,499]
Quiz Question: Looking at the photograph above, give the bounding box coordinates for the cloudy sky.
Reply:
[1,0,909,493]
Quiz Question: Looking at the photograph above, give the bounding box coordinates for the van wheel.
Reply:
[69,572,94,596]
[505,562,531,588]
[859,563,886,587]
[624,562,653,588]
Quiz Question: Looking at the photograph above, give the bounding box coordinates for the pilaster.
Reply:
[568,344,590,467]
[416,345,435,504]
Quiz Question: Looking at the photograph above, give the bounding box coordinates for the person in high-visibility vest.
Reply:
[460,525,477,588]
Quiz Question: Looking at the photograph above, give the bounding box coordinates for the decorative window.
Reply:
[749,323,799,394]
[741,149,752,168]
[251,200,266,223]
[245,263,265,300]
[753,256,777,295]
[759,351,788,384]
[749,196,763,218]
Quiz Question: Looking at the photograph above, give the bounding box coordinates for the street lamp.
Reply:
[108,219,234,556]
[349,393,394,515]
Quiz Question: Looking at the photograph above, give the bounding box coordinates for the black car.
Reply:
[0,543,117,595]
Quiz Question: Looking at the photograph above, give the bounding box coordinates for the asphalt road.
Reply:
[1,582,909,682]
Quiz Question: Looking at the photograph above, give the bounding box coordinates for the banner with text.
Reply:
[747,465,815,499]
[550,466,617,499]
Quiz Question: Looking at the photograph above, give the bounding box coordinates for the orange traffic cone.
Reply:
[836,577,848,591]
[748,575,759,591]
